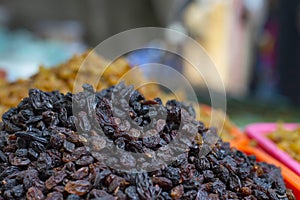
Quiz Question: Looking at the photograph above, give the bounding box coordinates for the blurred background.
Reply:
[0,0,299,127]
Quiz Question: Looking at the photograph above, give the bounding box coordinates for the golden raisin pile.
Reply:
[268,124,300,162]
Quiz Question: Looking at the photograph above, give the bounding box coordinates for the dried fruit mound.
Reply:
[0,84,295,200]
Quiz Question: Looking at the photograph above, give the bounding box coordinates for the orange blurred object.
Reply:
[0,69,6,79]
[228,127,249,147]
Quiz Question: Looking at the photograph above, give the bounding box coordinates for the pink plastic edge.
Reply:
[245,123,300,176]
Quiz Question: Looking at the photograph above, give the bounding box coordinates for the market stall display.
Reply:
[0,84,295,199]
[0,50,299,199]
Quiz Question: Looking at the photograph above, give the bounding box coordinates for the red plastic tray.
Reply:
[245,123,300,176]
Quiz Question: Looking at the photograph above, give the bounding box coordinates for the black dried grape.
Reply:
[0,83,295,200]
[164,166,181,185]
[151,177,173,190]
[125,186,139,200]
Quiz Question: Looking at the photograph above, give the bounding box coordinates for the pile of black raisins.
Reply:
[0,83,296,200]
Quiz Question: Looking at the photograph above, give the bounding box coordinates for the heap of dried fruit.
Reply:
[0,84,295,199]
[268,124,300,162]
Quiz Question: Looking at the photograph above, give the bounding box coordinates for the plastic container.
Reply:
[236,145,300,198]
[245,123,300,176]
